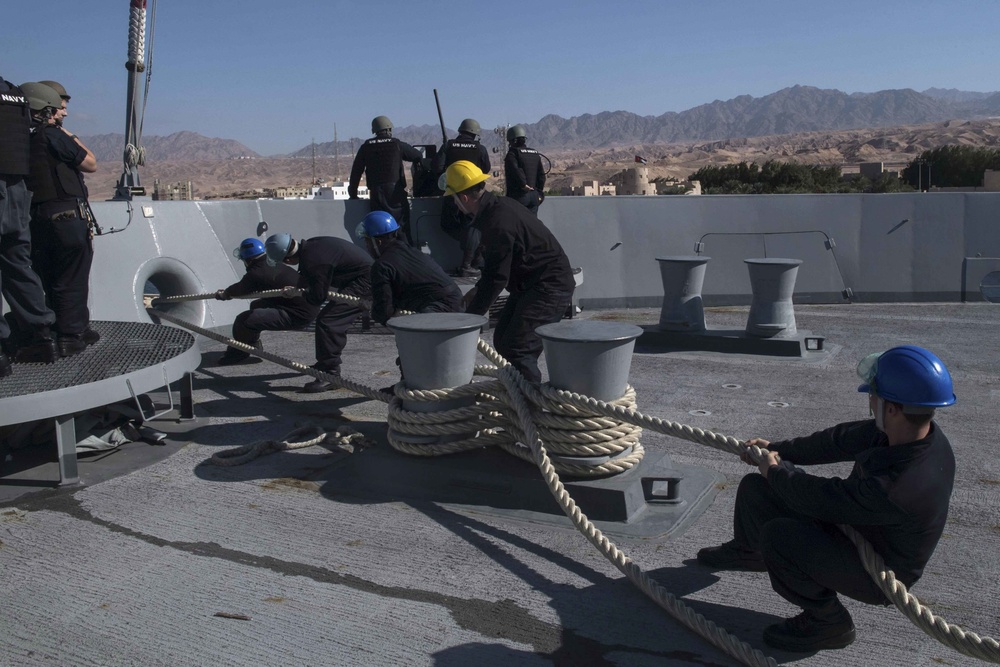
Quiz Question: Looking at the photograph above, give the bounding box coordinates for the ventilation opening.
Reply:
[135,257,206,326]
[981,271,1000,304]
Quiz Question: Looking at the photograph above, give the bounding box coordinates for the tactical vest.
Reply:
[0,81,31,175]
[26,126,87,204]
[508,147,542,194]
[444,139,482,168]
[362,137,404,185]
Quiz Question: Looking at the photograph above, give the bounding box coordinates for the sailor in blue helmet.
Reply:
[357,211,464,393]
[213,238,318,366]
[264,232,373,392]
[695,345,957,652]
[356,211,463,326]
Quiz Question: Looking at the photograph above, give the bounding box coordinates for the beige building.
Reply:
[610,167,655,196]
[570,180,616,196]
[276,182,368,200]
[276,186,313,198]
[152,179,194,201]
[654,178,702,195]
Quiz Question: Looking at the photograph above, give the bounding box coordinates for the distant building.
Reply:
[152,179,194,201]
[859,162,885,180]
[275,182,368,200]
[570,180,616,196]
[611,167,655,196]
[654,178,701,195]
[314,181,367,200]
[276,186,313,199]
[858,162,902,180]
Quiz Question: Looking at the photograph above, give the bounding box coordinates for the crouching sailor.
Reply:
[214,238,318,366]
[264,232,373,393]
[696,345,957,652]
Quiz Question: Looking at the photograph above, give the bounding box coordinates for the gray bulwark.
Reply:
[0,321,200,485]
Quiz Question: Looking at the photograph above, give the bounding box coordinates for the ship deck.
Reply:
[1,302,998,667]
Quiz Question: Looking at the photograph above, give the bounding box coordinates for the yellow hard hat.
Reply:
[444,160,489,195]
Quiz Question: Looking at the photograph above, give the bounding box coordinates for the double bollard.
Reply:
[387,314,643,472]
[657,256,802,337]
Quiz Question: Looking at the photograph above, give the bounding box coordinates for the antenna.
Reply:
[311,137,317,185]
[334,123,340,181]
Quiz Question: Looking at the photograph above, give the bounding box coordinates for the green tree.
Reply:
[902,146,1000,189]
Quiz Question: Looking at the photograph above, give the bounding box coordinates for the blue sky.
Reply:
[5,0,1000,155]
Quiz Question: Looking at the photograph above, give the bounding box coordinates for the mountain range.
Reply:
[82,85,1000,163]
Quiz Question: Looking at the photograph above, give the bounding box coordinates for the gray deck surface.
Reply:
[1,303,998,666]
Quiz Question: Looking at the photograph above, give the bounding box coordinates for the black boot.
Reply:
[0,352,12,378]
[763,602,856,652]
[15,328,57,364]
[58,334,88,358]
[452,265,480,278]
[302,367,340,393]
[82,327,100,345]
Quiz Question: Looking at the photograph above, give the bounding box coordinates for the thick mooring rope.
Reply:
[152,302,1000,665]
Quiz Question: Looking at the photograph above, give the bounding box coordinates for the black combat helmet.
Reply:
[20,82,62,113]
[458,118,480,136]
[38,80,70,101]
[506,124,526,143]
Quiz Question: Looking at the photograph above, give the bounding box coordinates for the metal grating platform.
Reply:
[0,321,200,486]
[0,321,196,409]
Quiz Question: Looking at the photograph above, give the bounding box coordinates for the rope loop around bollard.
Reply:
[153,305,1000,665]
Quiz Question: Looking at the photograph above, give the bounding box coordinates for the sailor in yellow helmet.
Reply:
[443,160,575,383]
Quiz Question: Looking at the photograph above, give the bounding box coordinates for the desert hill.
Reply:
[79,84,1000,200]
[84,117,1000,201]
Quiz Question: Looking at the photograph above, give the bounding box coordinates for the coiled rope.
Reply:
[150,298,1000,665]
[206,425,374,467]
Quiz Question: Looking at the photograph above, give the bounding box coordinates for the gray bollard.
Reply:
[388,313,487,390]
[656,256,710,332]
[744,258,802,337]
[536,320,643,402]
[537,320,645,472]
[387,313,488,447]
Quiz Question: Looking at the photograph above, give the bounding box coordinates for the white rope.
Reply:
[208,425,375,466]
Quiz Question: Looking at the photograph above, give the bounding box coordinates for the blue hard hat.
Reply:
[264,233,294,267]
[358,211,400,238]
[233,238,265,261]
[857,345,956,408]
